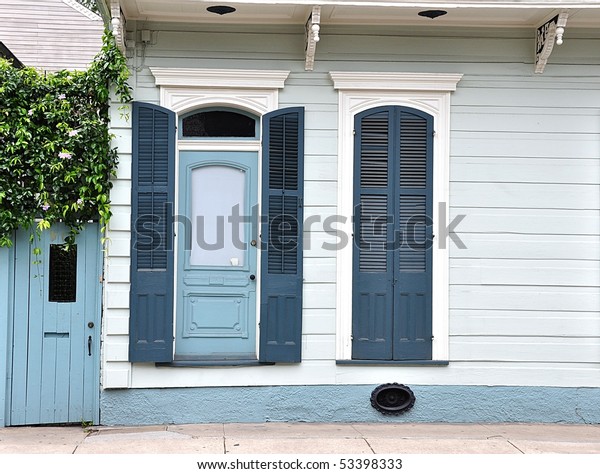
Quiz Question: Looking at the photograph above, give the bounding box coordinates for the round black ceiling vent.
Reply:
[371,383,415,415]
[418,10,448,19]
[207,5,236,15]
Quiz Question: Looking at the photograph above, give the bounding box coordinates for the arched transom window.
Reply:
[180,108,259,139]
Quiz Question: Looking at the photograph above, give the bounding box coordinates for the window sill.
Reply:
[156,360,275,368]
[336,360,449,366]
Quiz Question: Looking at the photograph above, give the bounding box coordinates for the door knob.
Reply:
[249,274,256,281]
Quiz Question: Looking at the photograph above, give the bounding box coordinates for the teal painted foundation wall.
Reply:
[100,385,600,426]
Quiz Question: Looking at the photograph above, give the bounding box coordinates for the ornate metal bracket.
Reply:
[305,6,321,72]
[535,10,569,74]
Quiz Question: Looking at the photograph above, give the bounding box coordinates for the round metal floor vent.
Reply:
[371,383,415,415]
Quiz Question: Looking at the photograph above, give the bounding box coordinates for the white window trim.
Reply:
[149,68,289,118]
[330,71,462,362]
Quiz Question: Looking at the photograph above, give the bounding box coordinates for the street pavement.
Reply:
[1,422,600,454]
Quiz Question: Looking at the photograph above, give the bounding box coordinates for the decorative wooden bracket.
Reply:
[535,9,569,74]
[110,0,126,53]
[305,6,321,71]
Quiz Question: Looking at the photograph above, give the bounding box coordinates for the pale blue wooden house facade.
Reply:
[2,0,600,426]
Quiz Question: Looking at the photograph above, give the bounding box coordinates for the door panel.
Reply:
[9,224,101,425]
[176,151,258,360]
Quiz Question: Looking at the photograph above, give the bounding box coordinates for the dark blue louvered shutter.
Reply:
[352,106,433,361]
[129,102,175,363]
[352,107,395,360]
[259,107,304,363]
[393,108,433,360]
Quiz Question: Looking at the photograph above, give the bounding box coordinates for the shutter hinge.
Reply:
[353,129,356,135]
[431,335,435,341]
[432,130,436,137]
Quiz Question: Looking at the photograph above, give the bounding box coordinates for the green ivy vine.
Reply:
[0,29,132,248]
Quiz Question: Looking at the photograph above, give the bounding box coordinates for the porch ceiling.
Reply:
[119,1,600,28]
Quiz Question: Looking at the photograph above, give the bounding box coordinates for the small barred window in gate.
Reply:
[49,244,77,302]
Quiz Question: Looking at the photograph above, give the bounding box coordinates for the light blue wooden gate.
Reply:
[7,224,101,425]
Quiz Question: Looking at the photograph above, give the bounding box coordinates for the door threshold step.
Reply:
[156,360,275,367]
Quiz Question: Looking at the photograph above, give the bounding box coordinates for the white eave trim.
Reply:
[63,0,102,21]
[330,71,464,92]
[150,68,290,89]
[171,1,600,7]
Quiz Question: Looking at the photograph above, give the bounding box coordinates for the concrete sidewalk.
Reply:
[1,423,600,454]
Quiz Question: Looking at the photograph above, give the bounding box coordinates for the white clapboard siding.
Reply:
[303,232,342,258]
[303,131,338,157]
[304,258,336,284]
[450,132,600,159]
[450,286,600,312]
[103,309,130,336]
[103,336,129,362]
[303,283,336,309]
[107,205,130,232]
[455,234,600,261]
[452,109,600,134]
[303,206,338,223]
[302,335,337,360]
[303,309,336,335]
[105,284,130,310]
[105,232,130,257]
[449,337,600,364]
[103,22,600,390]
[451,157,600,185]
[450,208,599,235]
[451,259,600,287]
[102,362,130,388]
[451,182,599,210]
[450,310,600,338]
[333,362,600,388]
[305,155,337,181]
[0,0,102,71]
[109,180,132,206]
[131,360,338,389]
[304,182,337,210]
[127,359,600,389]
[105,261,130,284]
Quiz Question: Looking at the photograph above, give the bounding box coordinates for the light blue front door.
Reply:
[9,224,101,425]
[176,151,258,360]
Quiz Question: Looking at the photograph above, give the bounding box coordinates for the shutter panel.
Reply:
[352,106,433,361]
[352,107,394,360]
[259,107,304,363]
[129,102,175,363]
[393,108,433,360]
